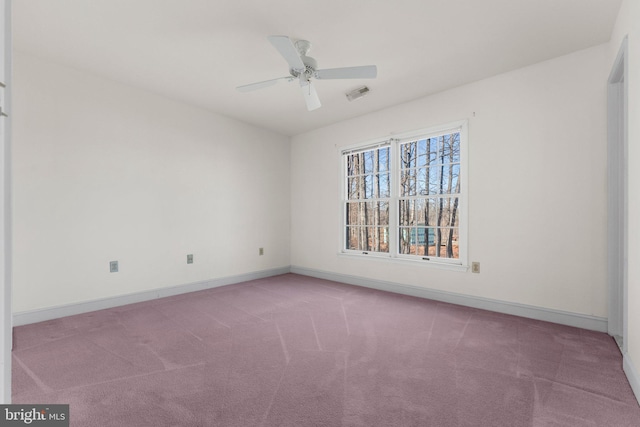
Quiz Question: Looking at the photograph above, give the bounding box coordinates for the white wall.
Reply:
[609,0,640,402]
[12,52,291,314]
[291,44,609,318]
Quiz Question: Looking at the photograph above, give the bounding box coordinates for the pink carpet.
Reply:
[11,273,640,426]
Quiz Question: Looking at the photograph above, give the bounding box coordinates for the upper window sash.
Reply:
[340,139,391,157]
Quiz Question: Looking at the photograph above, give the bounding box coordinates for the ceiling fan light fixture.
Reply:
[346,86,370,102]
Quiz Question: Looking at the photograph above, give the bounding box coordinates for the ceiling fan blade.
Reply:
[236,76,291,92]
[300,80,321,111]
[268,35,305,71]
[315,65,377,80]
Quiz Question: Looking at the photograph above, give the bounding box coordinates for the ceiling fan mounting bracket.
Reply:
[294,40,312,56]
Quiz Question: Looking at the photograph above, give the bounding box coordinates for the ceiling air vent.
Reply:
[346,86,370,102]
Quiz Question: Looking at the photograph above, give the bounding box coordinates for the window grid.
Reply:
[341,122,466,266]
[397,133,461,260]
[344,146,391,253]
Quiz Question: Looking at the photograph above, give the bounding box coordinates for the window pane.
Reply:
[349,173,390,199]
[346,155,356,177]
[438,197,460,228]
[428,137,438,165]
[415,198,427,225]
[427,198,438,226]
[424,228,437,256]
[399,227,437,256]
[400,142,417,169]
[399,200,409,226]
[379,147,390,172]
[400,170,417,196]
[429,167,439,194]
[345,226,360,250]
[379,173,390,197]
[347,153,365,176]
[345,226,391,252]
[367,226,389,253]
[347,202,390,227]
[449,133,461,163]
[347,226,369,251]
[362,226,373,251]
[345,202,361,226]
[372,174,387,199]
[398,227,412,254]
[398,199,417,226]
[365,201,379,224]
[364,174,374,198]
[417,139,428,167]
[435,136,444,163]
[378,201,390,225]
[439,199,449,228]
[420,227,432,255]
[437,228,459,259]
[438,164,461,195]
[347,174,385,200]
[380,227,390,252]
[441,134,452,159]
[434,228,443,254]
[417,168,428,195]
[364,151,374,174]
[347,176,360,199]
[450,164,460,193]
[433,164,448,194]
[439,164,449,194]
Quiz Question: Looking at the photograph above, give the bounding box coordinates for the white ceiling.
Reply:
[13,0,621,136]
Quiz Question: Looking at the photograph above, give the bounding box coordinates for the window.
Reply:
[345,145,391,253]
[341,121,467,267]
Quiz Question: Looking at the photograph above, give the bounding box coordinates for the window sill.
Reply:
[337,251,469,272]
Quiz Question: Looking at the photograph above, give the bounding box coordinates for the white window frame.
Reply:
[339,120,468,271]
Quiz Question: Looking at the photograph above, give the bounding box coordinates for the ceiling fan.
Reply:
[236,35,377,111]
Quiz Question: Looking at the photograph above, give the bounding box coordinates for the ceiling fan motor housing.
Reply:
[291,40,317,79]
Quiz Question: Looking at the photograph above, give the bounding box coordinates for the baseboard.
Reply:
[290,266,608,333]
[624,354,640,406]
[12,266,291,326]
[13,265,609,334]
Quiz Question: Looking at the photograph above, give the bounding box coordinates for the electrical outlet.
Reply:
[187,254,193,264]
[259,247,264,256]
[109,260,119,273]
[471,262,480,274]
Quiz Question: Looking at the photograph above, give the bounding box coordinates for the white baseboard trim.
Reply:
[290,266,608,333]
[12,266,291,326]
[624,354,640,406]
[13,265,609,335]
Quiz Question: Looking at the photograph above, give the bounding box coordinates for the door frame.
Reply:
[607,36,628,352]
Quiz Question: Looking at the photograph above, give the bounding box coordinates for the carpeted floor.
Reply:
[11,273,640,426]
